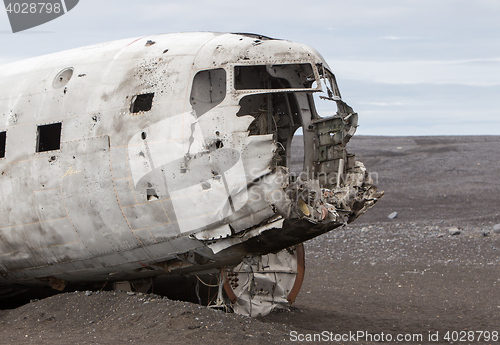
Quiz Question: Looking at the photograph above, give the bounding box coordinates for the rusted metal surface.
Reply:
[287,243,305,304]
[0,32,382,315]
[224,244,305,317]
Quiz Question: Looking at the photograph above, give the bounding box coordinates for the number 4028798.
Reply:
[444,331,499,342]
[5,2,62,14]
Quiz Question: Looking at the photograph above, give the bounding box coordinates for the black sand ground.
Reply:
[1,135,499,344]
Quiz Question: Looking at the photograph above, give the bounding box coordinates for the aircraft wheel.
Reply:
[223,243,305,317]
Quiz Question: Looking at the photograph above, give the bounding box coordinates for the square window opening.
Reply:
[0,131,6,158]
[37,123,62,153]
[130,93,155,113]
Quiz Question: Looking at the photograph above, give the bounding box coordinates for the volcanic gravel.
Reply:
[1,135,499,344]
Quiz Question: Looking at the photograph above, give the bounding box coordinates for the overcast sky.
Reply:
[1,0,499,136]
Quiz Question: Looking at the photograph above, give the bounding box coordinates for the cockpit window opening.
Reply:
[307,65,343,119]
[36,122,62,153]
[318,64,342,99]
[234,63,314,90]
[289,127,304,177]
[234,63,320,168]
[0,131,6,158]
[190,68,227,117]
[130,93,155,113]
[237,91,301,167]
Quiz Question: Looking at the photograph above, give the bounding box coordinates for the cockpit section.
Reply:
[232,62,359,190]
[185,60,379,231]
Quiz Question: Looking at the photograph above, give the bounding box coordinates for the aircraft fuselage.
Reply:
[0,32,381,291]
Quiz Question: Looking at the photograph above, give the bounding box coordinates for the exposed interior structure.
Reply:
[234,62,358,189]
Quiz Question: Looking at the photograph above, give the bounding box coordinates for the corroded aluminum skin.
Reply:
[0,32,380,288]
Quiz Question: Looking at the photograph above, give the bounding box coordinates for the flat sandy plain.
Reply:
[1,135,499,344]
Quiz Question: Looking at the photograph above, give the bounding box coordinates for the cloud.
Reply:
[356,121,500,136]
[1,0,500,135]
[359,102,405,106]
[379,36,424,41]
[328,59,500,86]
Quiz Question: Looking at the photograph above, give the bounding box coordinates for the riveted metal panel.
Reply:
[32,156,61,190]
[132,228,157,246]
[33,188,67,221]
[114,178,137,207]
[60,135,139,255]
[0,160,38,228]
[110,146,131,180]
[121,202,171,230]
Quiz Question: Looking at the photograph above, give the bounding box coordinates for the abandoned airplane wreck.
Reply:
[0,32,382,316]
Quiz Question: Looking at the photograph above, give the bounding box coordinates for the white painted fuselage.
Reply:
[0,32,381,291]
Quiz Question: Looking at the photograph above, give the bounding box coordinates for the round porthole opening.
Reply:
[53,68,74,89]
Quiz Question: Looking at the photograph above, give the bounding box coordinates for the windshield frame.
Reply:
[230,61,322,95]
